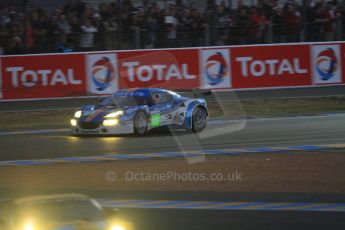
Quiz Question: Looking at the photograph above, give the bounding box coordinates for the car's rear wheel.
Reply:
[192,107,207,133]
[134,111,148,135]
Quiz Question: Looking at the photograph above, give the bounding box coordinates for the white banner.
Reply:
[312,44,342,84]
[88,53,118,94]
[200,48,231,89]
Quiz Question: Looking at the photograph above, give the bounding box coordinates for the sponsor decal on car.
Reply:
[150,113,161,127]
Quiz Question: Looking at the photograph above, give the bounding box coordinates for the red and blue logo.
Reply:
[316,48,338,81]
[205,52,228,85]
[92,57,115,91]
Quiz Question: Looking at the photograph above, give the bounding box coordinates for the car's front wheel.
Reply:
[192,107,207,133]
[134,111,148,135]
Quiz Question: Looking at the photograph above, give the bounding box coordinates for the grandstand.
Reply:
[0,0,344,55]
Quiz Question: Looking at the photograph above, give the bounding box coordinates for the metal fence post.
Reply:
[117,0,123,50]
[336,17,342,41]
[266,22,273,44]
[204,24,210,46]
[134,27,140,49]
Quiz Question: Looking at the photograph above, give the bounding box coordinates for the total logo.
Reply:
[316,48,338,81]
[91,57,115,91]
[121,62,196,82]
[88,53,118,94]
[205,52,228,85]
[6,67,82,87]
[312,45,342,84]
[201,49,231,89]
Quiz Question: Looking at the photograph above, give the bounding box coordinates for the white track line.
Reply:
[209,113,345,124]
[0,129,69,136]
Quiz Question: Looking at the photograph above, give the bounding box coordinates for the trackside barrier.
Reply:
[0,41,344,100]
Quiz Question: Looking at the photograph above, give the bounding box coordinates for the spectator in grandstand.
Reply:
[31,9,49,52]
[257,0,274,20]
[214,4,233,46]
[272,6,286,43]
[103,16,118,50]
[249,7,268,44]
[284,4,301,42]
[9,36,24,55]
[121,10,134,49]
[57,14,71,43]
[313,3,326,41]
[305,0,320,42]
[339,0,345,40]
[79,18,97,51]
[48,15,62,50]
[236,8,251,44]
[144,15,159,48]
[236,0,250,15]
[323,1,338,41]
[165,8,178,48]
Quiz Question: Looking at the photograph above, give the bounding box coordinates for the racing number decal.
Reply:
[150,113,161,127]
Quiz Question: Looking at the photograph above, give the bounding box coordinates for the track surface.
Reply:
[0,114,344,161]
[1,190,345,230]
[1,85,345,111]
[1,85,345,230]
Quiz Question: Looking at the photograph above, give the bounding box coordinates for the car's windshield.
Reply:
[100,95,149,107]
[12,200,104,223]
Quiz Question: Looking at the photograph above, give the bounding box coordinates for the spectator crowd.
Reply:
[1,0,345,55]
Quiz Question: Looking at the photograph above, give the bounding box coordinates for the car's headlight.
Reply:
[23,220,35,230]
[70,118,77,126]
[74,110,82,118]
[111,224,125,230]
[105,111,124,118]
[103,119,119,126]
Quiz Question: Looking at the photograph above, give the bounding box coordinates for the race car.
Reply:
[0,194,131,230]
[70,88,208,135]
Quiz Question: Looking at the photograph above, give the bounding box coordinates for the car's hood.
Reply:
[78,105,139,123]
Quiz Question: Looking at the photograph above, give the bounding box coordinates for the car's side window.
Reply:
[151,93,172,105]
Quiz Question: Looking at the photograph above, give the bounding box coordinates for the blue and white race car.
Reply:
[70,88,208,135]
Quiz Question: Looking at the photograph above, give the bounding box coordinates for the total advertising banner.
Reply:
[231,44,312,89]
[200,48,231,89]
[1,54,86,99]
[2,42,345,100]
[116,49,200,90]
[87,53,118,95]
[342,43,345,84]
[312,44,342,85]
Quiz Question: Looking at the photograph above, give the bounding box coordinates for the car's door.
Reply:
[149,92,175,127]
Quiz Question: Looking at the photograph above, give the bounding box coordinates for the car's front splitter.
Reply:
[71,123,134,135]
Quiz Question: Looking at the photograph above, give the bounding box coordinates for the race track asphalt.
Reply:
[0,114,344,161]
[1,85,345,230]
[1,190,345,230]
